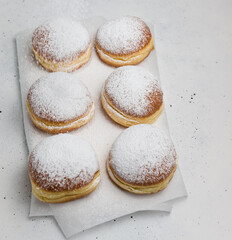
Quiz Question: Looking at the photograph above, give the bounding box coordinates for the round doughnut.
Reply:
[95,16,154,67]
[27,72,94,134]
[28,134,100,203]
[107,124,177,194]
[101,66,163,127]
[32,18,91,72]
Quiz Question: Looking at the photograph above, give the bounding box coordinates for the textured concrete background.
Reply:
[0,0,232,239]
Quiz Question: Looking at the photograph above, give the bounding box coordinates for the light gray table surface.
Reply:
[0,0,231,239]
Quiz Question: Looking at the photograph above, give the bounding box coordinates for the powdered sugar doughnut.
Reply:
[32,18,91,72]
[29,134,100,203]
[107,124,177,194]
[27,72,94,133]
[95,16,154,67]
[101,66,163,127]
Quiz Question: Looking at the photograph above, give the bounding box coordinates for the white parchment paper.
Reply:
[16,16,187,238]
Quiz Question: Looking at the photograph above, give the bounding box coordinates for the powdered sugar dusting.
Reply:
[32,18,90,61]
[110,125,176,185]
[28,72,92,122]
[105,66,162,117]
[29,134,99,191]
[96,16,151,55]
